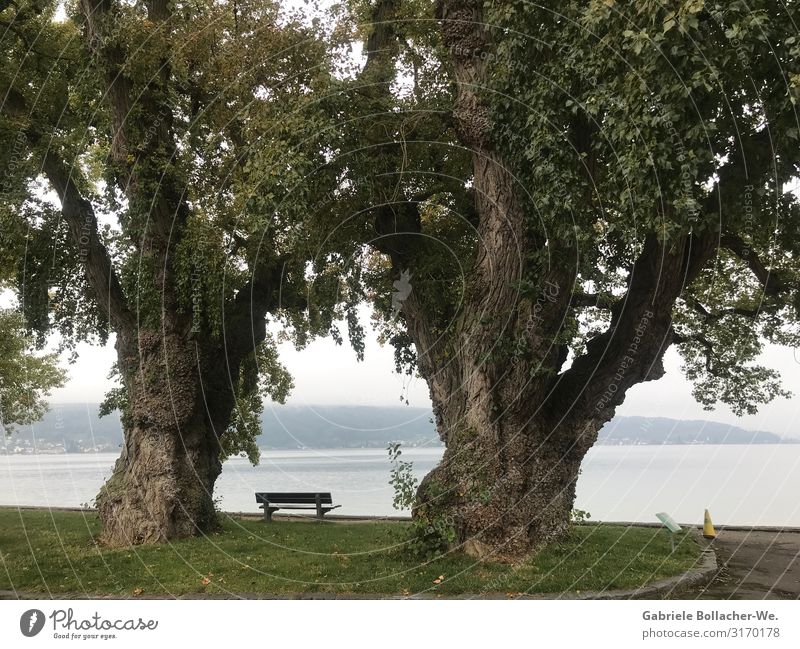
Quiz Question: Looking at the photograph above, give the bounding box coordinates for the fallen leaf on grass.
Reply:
[132,588,144,597]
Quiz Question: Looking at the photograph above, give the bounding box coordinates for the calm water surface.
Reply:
[1,445,799,526]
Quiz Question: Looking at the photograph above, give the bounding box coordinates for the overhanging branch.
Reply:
[685,295,762,321]
[41,152,135,334]
[361,0,401,81]
[721,232,785,296]
[2,85,134,334]
[549,230,719,421]
[671,328,718,374]
[572,292,617,310]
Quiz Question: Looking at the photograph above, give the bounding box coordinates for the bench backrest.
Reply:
[255,492,333,505]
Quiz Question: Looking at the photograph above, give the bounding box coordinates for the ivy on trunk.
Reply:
[1,0,362,546]
[349,0,800,559]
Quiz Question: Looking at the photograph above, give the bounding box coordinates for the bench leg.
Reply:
[264,507,278,522]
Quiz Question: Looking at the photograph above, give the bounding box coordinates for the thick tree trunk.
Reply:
[416,441,588,560]
[413,344,602,560]
[402,0,586,560]
[96,413,221,546]
[96,329,232,546]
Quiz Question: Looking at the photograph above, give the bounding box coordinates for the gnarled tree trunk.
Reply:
[95,328,234,546]
[408,229,716,559]
[416,408,594,560]
[375,0,721,560]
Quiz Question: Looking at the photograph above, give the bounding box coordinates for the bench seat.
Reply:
[255,492,341,521]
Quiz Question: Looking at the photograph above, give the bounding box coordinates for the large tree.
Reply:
[1,0,363,544]
[347,0,800,559]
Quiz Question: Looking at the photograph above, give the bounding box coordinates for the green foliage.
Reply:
[3,0,800,457]
[570,508,592,525]
[222,335,294,465]
[345,0,800,416]
[480,0,800,412]
[1,0,377,465]
[387,443,456,558]
[97,364,132,432]
[387,442,418,510]
[406,510,458,560]
[0,309,66,434]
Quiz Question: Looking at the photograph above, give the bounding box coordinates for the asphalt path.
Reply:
[688,530,800,599]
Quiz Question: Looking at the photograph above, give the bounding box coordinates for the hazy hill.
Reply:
[596,416,793,445]
[2,404,796,453]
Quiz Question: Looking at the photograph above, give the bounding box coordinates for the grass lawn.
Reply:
[0,508,701,597]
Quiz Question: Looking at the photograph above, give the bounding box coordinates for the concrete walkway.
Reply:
[686,529,800,599]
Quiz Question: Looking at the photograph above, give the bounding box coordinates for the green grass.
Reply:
[0,508,701,597]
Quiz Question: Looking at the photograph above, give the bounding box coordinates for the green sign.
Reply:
[656,512,683,534]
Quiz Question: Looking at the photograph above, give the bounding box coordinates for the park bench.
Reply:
[255,492,341,521]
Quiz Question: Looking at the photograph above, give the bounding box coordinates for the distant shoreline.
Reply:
[6,406,796,453]
[2,440,799,457]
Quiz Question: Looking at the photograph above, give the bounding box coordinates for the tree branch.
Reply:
[685,295,761,321]
[1,85,134,334]
[223,256,299,365]
[720,232,785,296]
[78,0,135,174]
[40,152,135,334]
[361,0,401,84]
[671,328,717,373]
[572,292,617,310]
[550,230,719,423]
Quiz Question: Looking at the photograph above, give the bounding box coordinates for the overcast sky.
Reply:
[48,309,800,437]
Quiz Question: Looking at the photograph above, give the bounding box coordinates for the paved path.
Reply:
[686,530,800,599]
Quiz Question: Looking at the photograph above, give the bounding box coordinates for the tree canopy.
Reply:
[2,0,798,555]
[0,309,66,434]
[0,0,373,544]
[352,0,800,417]
[330,0,800,557]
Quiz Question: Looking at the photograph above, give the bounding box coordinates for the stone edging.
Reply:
[579,531,718,600]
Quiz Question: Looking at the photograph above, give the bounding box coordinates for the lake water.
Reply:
[1,445,799,527]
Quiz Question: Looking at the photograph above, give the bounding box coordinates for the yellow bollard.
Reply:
[703,509,717,539]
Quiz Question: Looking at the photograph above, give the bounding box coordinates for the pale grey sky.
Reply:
[47,308,800,437]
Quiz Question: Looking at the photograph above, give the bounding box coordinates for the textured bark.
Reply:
[415,405,590,560]
[39,152,135,333]
[3,0,287,547]
[96,326,235,546]
[96,414,221,546]
[389,1,723,560]
[93,258,280,546]
[411,232,717,560]
[398,0,574,559]
[74,0,230,545]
